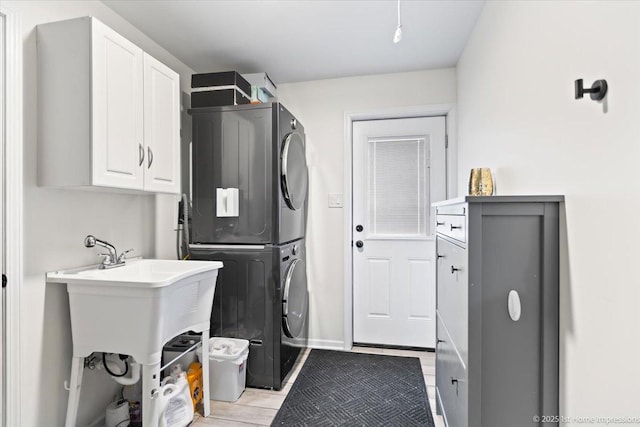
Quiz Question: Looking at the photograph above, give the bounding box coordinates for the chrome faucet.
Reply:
[84,235,133,269]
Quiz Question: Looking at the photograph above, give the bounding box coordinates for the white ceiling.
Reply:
[103,0,484,84]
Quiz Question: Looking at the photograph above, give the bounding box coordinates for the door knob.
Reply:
[355,240,364,248]
[355,225,363,232]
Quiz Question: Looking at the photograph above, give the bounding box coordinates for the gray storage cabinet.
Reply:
[434,196,563,427]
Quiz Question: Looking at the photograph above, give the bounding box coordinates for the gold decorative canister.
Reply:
[468,168,494,196]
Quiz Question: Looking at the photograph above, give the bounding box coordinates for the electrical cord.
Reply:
[103,353,129,378]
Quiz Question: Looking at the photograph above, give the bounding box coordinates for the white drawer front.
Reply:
[436,314,468,427]
[436,214,466,243]
[436,237,468,365]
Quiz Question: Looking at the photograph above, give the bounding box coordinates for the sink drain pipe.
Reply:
[103,353,141,385]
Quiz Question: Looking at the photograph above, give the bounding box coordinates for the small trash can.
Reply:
[204,337,249,402]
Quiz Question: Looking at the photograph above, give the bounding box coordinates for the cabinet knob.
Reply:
[355,225,363,232]
[451,265,460,274]
[355,240,364,248]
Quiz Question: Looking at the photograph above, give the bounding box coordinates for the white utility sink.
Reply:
[47,258,223,427]
[56,258,221,288]
[48,258,223,363]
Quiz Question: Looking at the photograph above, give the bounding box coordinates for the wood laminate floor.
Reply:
[192,346,445,427]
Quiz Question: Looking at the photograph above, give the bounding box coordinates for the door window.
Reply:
[367,137,429,238]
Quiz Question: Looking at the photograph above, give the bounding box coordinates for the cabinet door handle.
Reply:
[147,147,154,168]
[450,224,462,230]
[139,143,144,167]
[437,339,446,344]
[437,254,445,259]
[451,265,460,274]
[508,290,522,322]
[436,221,445,226]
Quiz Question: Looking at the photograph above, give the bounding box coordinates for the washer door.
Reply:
[281,132,308,210]
[282,258,308,338]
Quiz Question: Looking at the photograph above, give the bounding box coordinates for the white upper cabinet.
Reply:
[143,53,180,194]
[37,17,180,194]
[91,19,145,190]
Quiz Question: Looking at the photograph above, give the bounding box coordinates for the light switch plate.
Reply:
[328,193,343,208]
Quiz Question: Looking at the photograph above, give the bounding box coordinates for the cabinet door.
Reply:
[477,214,543,427]
[91,19,144,190]
[143,53,180,194]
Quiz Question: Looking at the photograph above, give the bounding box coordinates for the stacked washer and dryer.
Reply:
[188,103,309,390]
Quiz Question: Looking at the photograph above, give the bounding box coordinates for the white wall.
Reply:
[277,69,457,347]
[457,1,640,422]
[4,1,193,425]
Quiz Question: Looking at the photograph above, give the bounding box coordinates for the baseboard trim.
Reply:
[306,339,345,351]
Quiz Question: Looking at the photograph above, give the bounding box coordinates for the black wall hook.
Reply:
[575,79,608,101]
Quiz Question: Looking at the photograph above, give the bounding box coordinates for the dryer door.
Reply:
[282,258,308,338]
[281,132,308,210]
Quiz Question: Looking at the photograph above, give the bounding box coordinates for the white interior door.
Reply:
[352,117,446,348]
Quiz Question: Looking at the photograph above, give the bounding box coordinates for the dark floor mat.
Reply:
[271,349,435,427]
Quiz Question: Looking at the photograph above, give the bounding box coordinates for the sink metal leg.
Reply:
[64,356,85,427]
[142,362,161,427]
[201,328,210,417]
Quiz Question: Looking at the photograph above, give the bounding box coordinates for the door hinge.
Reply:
[445,134,449,148]
[2,274,7,288]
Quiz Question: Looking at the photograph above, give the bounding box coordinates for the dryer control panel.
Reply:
[280,242,302,261]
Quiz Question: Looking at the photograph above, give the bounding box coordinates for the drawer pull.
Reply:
[436,221,445,226]
[451,377,463,395]
[451,266,460,274]
[450,224,462,231]
[437,254,445,259]
[437,339,446,344]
